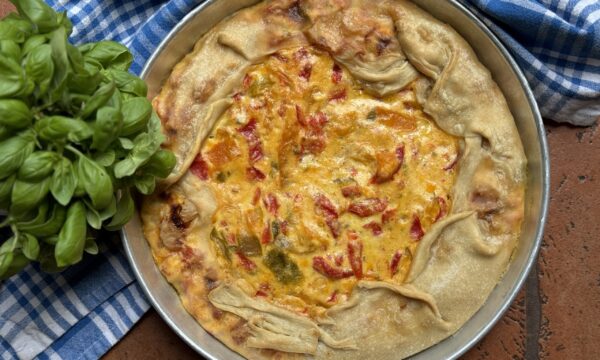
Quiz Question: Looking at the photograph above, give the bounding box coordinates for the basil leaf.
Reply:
[51,158,77,206]
[10,0,59,32]
[77,154,113,210]
[18,151,59,181]
[84,200,102,230]
[0,130,36,180]
[134,174,155,195]
[25,44,54,96]
[120,97,152,136]
[48,26,70,102]
[0,175,16,209]
[1,251,30,279]
[91,106,122,151]
[22,34,47,55]
[84,238,98,255]
[0,99,32,130]
[104,188,133,231]
[67,67,102,95]
[0,40,22,61]
[98,195,117,221]
[93,150,116,167]
[66,43,85,74]
[15,201,49,228]
[80,80,115,119]
[0,125,14,142]
[81,41,132,71]
[0,250,14,279]
[0,55,25,97]
[140,149,176,179]
[18,202,66,237]
[102,68,147,97]
[0,21,26,43]
[1,14,33,38]
[56,11,73,36]
[35,116,93,143]
[118,137,134,150]
[55,201,87,267]
[114,113,165,179]
[10,178,51,216]
[21,233,40,260]
[0,236,18,257]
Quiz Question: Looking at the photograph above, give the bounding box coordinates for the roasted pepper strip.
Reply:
[312,256,353,279]
[410,215,425,240]
[389,250,403,276]
[314,194,340,238]
[347,238,363,279]
[348,198,388,217]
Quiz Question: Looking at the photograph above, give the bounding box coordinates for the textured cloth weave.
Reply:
[1,1,598,359]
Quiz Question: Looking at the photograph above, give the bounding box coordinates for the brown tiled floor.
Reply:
[2,2,599,359]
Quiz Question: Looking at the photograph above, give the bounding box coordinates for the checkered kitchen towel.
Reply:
[1,0,599,359]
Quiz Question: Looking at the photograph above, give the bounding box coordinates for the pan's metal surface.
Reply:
[122,0,549,359]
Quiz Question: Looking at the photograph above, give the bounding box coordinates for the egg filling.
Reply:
[191,46,458,317]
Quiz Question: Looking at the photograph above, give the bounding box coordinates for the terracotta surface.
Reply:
[2,2,599,359]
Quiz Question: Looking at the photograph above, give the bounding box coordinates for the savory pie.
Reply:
[141,0,527,358]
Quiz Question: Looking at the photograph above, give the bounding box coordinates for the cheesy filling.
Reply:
[190,47,458,318]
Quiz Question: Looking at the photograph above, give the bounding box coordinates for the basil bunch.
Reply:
[0,0,175,279]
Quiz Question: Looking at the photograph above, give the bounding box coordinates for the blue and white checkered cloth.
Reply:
[1,0,598,359]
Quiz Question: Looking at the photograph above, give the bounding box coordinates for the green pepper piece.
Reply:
[210,228,231,261]
[238,235,262,257]
[263,248,303,284]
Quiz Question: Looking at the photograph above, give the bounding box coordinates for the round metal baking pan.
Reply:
[122,1,550,359]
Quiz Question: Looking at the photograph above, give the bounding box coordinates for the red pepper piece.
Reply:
[382,208,396,224]
[332,63,343,84]
[255,283,271,297]
[280,220,289,235]
[363,221,383,236]
[348,198,388,217]
[327,290,338,302]
[334,253,344,266]
[226,233,237,246]
[329,88,347,102]
[236,251,257,271]
[242,73,252,90]
[312,256,354,279]
[435,196,448,222]
[410,215,425,240]
[252,187,261,205]
[263,193,279,215]
[261,223,271,244]
[389,250,403,276]
[314,194,340,238]
[299,63,312,81]
[246,166,266,181]
[307,112,328,131]
[341,185,362,198]
[238,119,263,162]
[347,239,363,279]
[295,105,306,126]
[190,154,209,180]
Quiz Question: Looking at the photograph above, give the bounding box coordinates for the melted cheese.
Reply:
[196,47,458,318]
